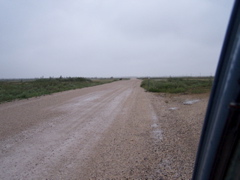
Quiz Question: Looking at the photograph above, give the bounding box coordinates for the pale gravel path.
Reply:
[0,79,208,179]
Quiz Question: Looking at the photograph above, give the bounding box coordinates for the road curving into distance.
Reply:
[0,79,207,179]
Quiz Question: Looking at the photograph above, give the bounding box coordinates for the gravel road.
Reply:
[0,79,208,179]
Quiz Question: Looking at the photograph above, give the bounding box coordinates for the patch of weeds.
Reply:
[141,77,213,94]
[0,77,119,103]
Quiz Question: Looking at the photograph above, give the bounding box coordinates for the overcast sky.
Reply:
[0,0,234,78]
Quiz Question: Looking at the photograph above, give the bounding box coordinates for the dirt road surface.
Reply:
[0,79,208,179]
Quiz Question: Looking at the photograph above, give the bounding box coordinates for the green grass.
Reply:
[0,77,118,103]
[141,77,213,94]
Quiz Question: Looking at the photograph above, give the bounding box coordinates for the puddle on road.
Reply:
[169,107,178,110]
[151,108,163,141]
[151,123,158,128]
[183,99,200,105]
[152,129,163,140]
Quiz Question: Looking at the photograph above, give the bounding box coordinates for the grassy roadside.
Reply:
[140,77,213,94]
[0,77,119,103]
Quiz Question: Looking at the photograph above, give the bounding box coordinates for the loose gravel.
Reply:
[0,79,209,179]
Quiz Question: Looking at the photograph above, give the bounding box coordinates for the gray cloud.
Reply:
[0,0,234,78]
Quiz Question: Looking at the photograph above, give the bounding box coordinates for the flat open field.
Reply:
[0,77,119,103]
[0,79,209,179]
